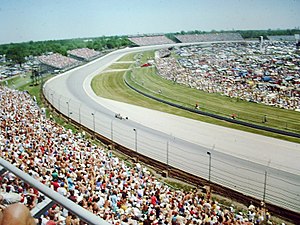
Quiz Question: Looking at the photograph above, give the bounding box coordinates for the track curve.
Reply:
[44,43,300,212]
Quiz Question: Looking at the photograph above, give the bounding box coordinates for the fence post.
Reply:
[263,170,267,203]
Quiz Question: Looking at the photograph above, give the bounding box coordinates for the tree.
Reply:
[30,69,39,85]
[6,45,27,66]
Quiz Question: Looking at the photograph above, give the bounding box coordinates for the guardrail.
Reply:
[0,158,111,225]
[41,42,300,223]
[43,81,300,215]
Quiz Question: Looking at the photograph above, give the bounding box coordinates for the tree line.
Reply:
[0,36,132,65]
[1,29,299,65]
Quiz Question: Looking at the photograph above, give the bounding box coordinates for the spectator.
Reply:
[155,41,300,111]
[129,35,175,46]
[67,48,100,61]
[0,86,277,224]
[175,32,244,43]
[0,192,22,205]
[0,203,37,225]
[38,53,80,70]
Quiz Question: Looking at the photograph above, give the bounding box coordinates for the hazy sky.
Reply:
[0,0,299,44]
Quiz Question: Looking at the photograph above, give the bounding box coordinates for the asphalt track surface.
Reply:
[44,43,300,212]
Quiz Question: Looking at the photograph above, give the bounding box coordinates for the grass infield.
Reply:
[91,52,300,143]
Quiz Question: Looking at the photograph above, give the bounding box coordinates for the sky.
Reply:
[0,0,299,44]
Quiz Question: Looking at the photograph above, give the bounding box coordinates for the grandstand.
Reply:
[128,35,175,46]
[1,85,291,225]
[155,42,300,111]
[38,53,80,73]
[267,35,297,41]
[175,32,244,43]
[67,48,100,61]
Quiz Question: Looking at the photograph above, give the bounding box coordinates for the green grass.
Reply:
[0,73,32,88]
[1,73,41,100]
[91,53,300,143]
[139,51,155,64]
[118,52,136,61]
[1,74,80,134]
[106,63,132,70]
[1,58,295,224]
[126,67,300,133]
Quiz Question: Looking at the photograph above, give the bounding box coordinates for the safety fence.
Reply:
[43,84,300,216]
[0,158,111,225]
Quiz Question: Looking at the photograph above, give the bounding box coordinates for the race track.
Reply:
[44,44,300,212]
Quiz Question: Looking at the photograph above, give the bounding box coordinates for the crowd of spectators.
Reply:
[38,53,80,70]
[128,36,175,46]
[174,33,244,43]
[155,41,300,111]
[67,48,100,61]
[0,85,277,224]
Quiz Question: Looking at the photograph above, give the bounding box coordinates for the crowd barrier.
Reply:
[43,81,300,218]
[0,158,111,225]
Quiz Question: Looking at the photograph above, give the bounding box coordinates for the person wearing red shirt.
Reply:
[51,179,60,192]
[150,193,157,206]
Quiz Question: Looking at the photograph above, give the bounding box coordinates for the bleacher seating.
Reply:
[38,53,80,70]
[0,86,275,225]
[175,33,244,43]
[67,48,100,61]
[267,35,296,41]
[128,35,175,46]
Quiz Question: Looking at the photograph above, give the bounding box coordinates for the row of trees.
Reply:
[0,36,132,65]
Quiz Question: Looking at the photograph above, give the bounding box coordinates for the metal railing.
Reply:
[43,85,300,213]
[0,158,111,225]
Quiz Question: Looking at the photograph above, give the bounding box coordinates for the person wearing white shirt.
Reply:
[57,183,67,196]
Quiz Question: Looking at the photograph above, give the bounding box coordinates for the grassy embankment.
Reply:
[91,51,300,143]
